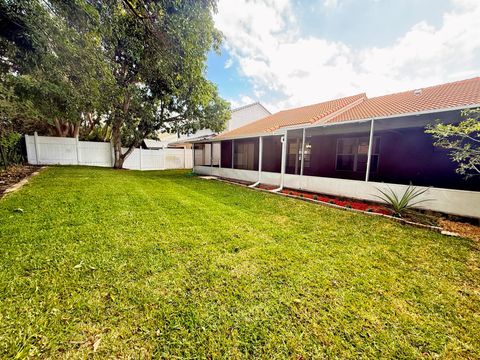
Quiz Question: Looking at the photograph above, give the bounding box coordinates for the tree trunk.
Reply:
[73,121,80,138]
[111,91,132,169]
[112,118,124,169]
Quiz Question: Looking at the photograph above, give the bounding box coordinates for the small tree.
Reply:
[426,109,480,178]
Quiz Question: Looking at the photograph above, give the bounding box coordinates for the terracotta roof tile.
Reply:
[217,93,366,138]
[327,77,480,123]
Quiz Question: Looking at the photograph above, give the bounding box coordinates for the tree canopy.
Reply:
[0,0,230,168]
[426,108,480,178]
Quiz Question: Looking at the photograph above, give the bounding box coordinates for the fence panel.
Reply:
[78,141,112,167]
[25,134,192,170]
[165,148,185,169]
[141,149,165,170]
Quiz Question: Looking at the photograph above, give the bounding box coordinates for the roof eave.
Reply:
[201,103,480,142]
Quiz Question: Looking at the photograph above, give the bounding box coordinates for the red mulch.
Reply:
[280,188,392,216]
[0,165,39,196]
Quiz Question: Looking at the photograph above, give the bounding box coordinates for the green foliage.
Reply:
[0,0,113,137]
[374,185,430,217]
[0,131,23,168]
[0,0,230,167]
[0,167,478,357]
[426,108,480,178]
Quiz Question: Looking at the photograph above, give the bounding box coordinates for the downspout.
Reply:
[300,127,306,176]
[249,136,263,188]
[272,132,287,192]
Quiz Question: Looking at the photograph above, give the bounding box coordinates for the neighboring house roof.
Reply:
[142,139,170,149]
[215,77,480,140]
[231,102,271,115]
[217,93,366,139]
[168,133,215,146]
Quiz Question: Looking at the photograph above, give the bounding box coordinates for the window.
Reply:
[336,137,380,172]
[234,138,259,170]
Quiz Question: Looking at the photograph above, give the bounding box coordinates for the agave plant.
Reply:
[374,185,430,217]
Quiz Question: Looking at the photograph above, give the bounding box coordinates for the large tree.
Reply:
[0,0,230,168]
[96,0,230,168]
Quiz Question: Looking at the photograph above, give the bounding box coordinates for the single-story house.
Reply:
[192,77,480,219]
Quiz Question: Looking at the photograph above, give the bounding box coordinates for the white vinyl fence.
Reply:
[25,133,193,170]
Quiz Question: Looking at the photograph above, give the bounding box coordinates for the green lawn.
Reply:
[0,167,479,358]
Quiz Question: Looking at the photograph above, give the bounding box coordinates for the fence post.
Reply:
[75,135,80,165]
[33,131,40,165]
[163,146,167,170]
[183,146,187,169]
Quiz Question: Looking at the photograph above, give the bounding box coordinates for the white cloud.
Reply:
[323,0,338,9]
[215,0,480,112]
[228,95,255,109]
[224,58,233,69]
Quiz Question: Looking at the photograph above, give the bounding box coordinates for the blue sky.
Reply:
[207,0,480,112]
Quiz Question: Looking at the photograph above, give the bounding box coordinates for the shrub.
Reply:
[0,132,24,169]
[374,185,430,217]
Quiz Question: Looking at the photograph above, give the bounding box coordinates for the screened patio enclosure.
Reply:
[193,109,480,218]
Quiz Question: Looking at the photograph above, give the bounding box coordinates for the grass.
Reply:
[0,166,479,358]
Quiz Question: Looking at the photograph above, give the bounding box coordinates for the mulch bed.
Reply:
[439,219,480,241]
[0,164,39,196]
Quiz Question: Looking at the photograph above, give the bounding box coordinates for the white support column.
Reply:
[192,145,195,170]
[33,131,40,165]
[258,136,263,178]
[219,142,222,169]
[139,147,143,170]
[210,142,213,168]
[300,128,306,176]
[272,132,288,192]
[231,139,235,169]
[365,119,375,182]
[280,132,287,188]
